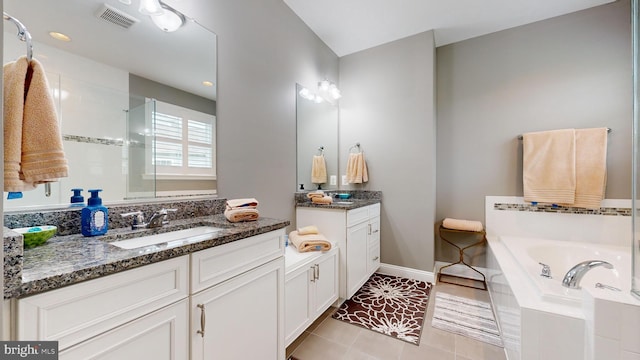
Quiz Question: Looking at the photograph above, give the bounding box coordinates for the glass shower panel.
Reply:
[633,0,640,300]
[125,99,156,199]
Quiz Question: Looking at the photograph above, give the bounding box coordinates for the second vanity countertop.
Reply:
[295,198,380,210]
[7,214,289,299]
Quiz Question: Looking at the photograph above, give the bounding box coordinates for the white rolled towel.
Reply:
[442,218,484,232]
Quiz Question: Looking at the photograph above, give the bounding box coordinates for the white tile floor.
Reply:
[286,282,508,360]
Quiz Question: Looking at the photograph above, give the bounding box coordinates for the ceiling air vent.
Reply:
[95,4,140,29]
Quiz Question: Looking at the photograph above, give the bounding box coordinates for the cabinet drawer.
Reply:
[59,299,189,360]
[17,256,189,351]
[191,229,285,294]
[347,207,368,227]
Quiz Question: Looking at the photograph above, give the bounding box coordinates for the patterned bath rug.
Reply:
[332,273,432,345]
[431,292,503,347]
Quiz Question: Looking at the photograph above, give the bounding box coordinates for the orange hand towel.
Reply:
[346,152,368,184]
[311,155,327,184]
[306,190,325,199]
[311,195,333,205]
[226,198,259,209]
[523,129,576,205]
[224,208,259,222]
[4,56,68,192]
[288,230,332,252]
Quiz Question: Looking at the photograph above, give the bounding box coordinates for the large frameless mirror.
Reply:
[3,0,217,211]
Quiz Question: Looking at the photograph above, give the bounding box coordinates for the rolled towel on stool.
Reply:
[442,218,484,232]
[298,225,319,235]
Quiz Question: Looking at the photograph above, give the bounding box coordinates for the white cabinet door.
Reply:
[191,257,285,360]
[285,262,314,346]
[367,216,381,274]
[346,221,369,299]
[60,299,189,360]
[17,256,189,351]
[312,249,339,319]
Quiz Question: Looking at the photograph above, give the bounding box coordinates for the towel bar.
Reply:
[517,128,611,140]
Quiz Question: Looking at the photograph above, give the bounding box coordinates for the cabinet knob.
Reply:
[373,256,379,261]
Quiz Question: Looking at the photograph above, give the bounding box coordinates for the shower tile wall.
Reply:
[3,33,128,208]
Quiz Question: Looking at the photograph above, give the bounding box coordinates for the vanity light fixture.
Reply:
[318,79,342,101]
[298,86,324,103]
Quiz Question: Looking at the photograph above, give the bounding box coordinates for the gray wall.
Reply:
[176,0,339,224]
[339,32,437,272]
[435,0,631,264]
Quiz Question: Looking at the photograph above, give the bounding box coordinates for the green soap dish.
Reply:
[14,225,57,249]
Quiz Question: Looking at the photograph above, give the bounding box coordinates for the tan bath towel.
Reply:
[311,195,333,205]
[442,218,484,232]
[224,208,260,222]
[298,225,319,235]
[289,230,332,252]
[4,56,68,192]
[226,198,259,209]
[346,152,369,184]
[523,129,576,205]
[311,155,327,184]
[306,190,325,199]
[566,128,607,209]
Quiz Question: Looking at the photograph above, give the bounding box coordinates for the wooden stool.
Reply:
[437,225,487,290]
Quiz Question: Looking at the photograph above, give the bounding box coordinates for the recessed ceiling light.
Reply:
[202,81,214,87]
[49,32,71,42]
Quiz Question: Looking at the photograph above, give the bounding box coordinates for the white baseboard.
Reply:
[377,263,435,284]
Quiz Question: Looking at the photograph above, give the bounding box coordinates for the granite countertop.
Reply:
[295,198,380,210]
[6,214,289,299]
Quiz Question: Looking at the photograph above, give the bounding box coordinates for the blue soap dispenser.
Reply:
[70,188,84,207]
[81,189,108,236]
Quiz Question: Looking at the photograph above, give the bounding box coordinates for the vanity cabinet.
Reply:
[296,203,381,300]
[17,256,190,358]
[190,229,285,360]
[284,245,338,346]
[15,229,286,360]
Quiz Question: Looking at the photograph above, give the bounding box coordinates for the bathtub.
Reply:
[487,236,640,360]
[500,236,629,307]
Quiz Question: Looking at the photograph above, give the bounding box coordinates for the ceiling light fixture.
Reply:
[138,0,186,32]
[138,0,163,15]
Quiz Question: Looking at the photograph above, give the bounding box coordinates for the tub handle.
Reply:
[595,283,621,292]
[538,262,552,278]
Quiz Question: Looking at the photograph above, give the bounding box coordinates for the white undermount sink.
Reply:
[110,226,224,250]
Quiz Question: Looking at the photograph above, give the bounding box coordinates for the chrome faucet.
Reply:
[561,260,613,289]
[120,209,177,229]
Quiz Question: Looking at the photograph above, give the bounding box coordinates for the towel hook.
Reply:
[3,12,33,61]
[349,143,361,153]
[316,146,324,156]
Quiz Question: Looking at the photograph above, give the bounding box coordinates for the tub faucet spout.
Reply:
[561,260,613,289]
